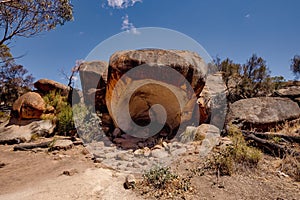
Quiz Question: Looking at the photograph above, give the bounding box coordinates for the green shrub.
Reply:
[143,166,178,189]
[42,90,66,111]
[209,124,262,176]
[230,128,262,166]
[56,103,74,136]
[138,166,192,199]
[0,111,5,118]
[41,90,75,136]
[0,111,10,120]
[72,104,103,142]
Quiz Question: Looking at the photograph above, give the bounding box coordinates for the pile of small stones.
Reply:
[88,139,202,173]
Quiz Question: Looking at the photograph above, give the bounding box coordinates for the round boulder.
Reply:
[13,92,46,119]
[34,79,70,96]
[105,49,207,139]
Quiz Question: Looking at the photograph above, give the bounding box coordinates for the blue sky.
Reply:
[10,0,300,83]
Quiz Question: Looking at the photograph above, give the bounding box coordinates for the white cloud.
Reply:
[105,1,142,34]
[107,0,142,9]
[121,14,140,34]
[245,14,251,18]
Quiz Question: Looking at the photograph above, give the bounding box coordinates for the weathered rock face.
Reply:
[274,86,300,98]
[227,97,300,131]
[34,79,70,96]
[0,119,56,144]
[198,72,227,129]
[12,92,46,119]
[105,49,207,139]
[78,61,108,112]
[179,124,220,145]
[274,86,300,107]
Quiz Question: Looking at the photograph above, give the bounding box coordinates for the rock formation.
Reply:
[12,92,46,119]
[78,61,108,112]
[274,86,300,106]
[104,49,207,139]
[0,119,55,144]
[197,72,227,129]
[34,78,70,96]
[227,97,300,131]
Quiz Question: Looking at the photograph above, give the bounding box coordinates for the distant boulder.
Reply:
[34,79,70,96]
[273,85,300,106]
[227,97,300,131]
[13,92,47,119]
[273,86,300,107]
[274,86,300,99]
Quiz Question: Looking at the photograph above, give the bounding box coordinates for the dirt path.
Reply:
[0,145,141,200]
[1,143,300,200]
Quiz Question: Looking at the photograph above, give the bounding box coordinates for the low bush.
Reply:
[137,166,192,199]
[72,104,102,142]
[143,166,178,189]
[209,124,262,176]
[41,91,75,136]
[0,111,5,118]
[56,103,74,136]
[280,155,300,182]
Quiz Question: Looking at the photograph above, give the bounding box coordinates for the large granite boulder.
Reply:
[13,92,46,119]
[34,79,70,96]
[227,97,300,131]
[105,49,207,139]
[78,61,108,112]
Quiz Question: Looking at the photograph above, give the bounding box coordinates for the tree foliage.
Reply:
[290,55,300,80]
[0,63,34,104]
[0,44,34,104]
[0,0,73,46]
[217,54,284,103]
[240,54,272,98]
[217,57,240,88]
[0,0,73,105]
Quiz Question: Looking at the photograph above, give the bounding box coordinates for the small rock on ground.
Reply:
[124,174,136,189]
[62,169,79,176]
[50,140,74,151]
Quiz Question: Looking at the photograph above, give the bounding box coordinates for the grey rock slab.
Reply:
[275,86,300,97]
[0,119,56,145]
[0,125,32,144]
[227,97,300,131]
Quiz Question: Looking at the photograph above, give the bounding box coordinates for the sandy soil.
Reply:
[0,144,141,200]
[172,154,300,200]
[0,143,299,200]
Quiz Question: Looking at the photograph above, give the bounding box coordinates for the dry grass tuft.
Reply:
[136,166,192,199]
[208,124,262,176]
[280,154,300,182]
